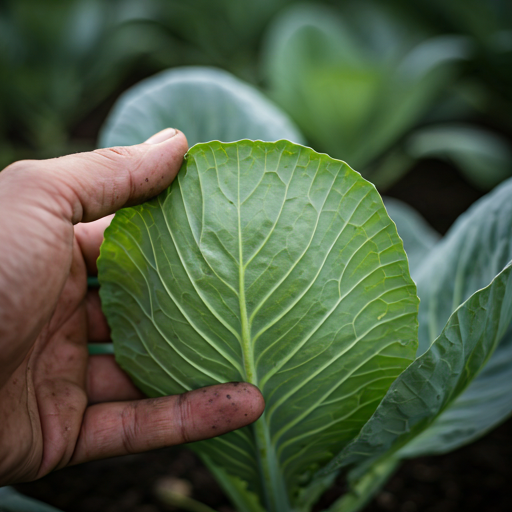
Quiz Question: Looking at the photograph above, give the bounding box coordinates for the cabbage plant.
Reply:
[261,2,469,186]
[4,66,509,512]
[93,67,512,512]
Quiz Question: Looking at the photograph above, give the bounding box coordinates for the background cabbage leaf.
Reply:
[99,66,304,149]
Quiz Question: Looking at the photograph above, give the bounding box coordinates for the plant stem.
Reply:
[253,413,292,512]
[87,343,115,355]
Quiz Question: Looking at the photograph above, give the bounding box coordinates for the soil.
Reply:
[385,158,485,235]
[14,415,512,512]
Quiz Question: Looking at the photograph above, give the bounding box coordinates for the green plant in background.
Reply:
[0,0,293,169]
[143,0,294,81]
[402,124,512,190]
[1,0,510,191]
[0,0,188,167]
[380,0,512,191]
[389,0,512,133]
[99,67,304,149]
[91,69,512,512]
[261,1,512,190]
[261,2,469,187]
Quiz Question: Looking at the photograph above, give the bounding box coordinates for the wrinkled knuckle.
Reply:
[120,403,140,454]
[176,393,192,444]
[94,146,136,163]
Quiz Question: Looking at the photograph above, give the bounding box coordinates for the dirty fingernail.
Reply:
[144,128,177,144]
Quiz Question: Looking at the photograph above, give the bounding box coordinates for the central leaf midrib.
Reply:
[231,144,256,384]
[232,144,290,512]
[238,193,256,383]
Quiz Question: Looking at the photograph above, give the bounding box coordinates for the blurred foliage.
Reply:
[261,1,512,189]
[0,0,511,190]
[388,0,512,131]
[0,0,188,166]
[144,0,294,80]
[98,66,304,148]
[405,124,512,190]
[261,2,471,185]
[0,0,293,167]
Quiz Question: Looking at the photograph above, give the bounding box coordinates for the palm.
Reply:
[0,224,125,484]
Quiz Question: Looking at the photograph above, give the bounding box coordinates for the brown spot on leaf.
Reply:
[226,394,231,399]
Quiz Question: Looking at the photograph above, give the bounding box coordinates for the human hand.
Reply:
[0,129,265,485]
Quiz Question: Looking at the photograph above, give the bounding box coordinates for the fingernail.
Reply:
[144,128,177,144]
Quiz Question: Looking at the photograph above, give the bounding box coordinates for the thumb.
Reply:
[61,128,188,223]
[4,128,188,224]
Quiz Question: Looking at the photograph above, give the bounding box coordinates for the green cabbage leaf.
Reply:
[98,140,418,511]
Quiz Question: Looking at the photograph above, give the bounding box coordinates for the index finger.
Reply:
[69,383,265,465]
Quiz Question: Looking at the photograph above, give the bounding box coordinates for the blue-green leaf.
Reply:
[98,140,418,511]
[416,178,512,355]
[0,488,62,512]
[323,178,512,475]
[99,67,304,149]
[397,179,512,457]
[399,324,512,457]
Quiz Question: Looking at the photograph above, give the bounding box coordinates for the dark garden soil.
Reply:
[385,158,485,235]
[14,415,512,512]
